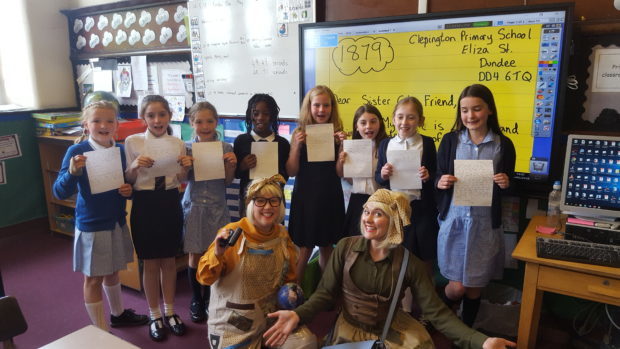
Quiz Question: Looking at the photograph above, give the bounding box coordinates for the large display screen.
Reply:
[300,4,572,183]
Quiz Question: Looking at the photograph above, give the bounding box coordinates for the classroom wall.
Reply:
[322,0,620,22]
[0,113,47,228]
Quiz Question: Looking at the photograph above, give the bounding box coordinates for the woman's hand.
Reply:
[178,155,193,170]
[118,183,132,197]
[419,165,429,182]
[239,154,257,171]
[214,228,231,257]
[263,310,300,348]
[69,155,87,176]
[437,174,457,189]
[223,152,237,169]
[482,337,516,349]
[131,155,154,170]
[380,163,393,180]
[493,172,510,189]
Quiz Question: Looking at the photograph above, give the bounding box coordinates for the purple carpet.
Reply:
[0,224,341,348]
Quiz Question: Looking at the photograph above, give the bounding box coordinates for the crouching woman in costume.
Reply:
[264,189,516,349]
[196,174,317,349]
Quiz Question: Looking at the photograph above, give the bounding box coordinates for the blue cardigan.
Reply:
[53,141,128,232]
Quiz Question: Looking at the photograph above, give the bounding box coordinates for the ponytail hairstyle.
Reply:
[188,101,220,140]
[139,95,174,135]
[74,100,119,144]
[244,94,280,135]
[392,96,425,128]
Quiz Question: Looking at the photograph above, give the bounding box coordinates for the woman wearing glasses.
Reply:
[196,175,316,349]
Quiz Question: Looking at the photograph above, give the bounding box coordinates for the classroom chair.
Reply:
[0,296,28,349]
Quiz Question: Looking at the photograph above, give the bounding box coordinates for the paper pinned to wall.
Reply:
[581,45,620,123]
[131,55,148,91]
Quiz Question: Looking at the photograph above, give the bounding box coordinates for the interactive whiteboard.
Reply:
[188,0,315,118]
[300,4,573,183]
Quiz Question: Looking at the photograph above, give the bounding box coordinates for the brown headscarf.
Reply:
[363,189,411,245]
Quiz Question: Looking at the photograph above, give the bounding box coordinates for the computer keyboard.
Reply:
[536,237,620,268]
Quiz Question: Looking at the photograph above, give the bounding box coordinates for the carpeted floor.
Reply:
[0,222,340,348]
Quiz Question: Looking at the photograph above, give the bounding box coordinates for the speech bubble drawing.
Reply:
[331,36,395,76]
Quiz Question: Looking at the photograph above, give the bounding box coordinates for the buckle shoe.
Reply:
[165,314,186,336]
[149,318,166,342]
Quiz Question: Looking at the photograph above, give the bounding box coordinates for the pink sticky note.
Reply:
[536,225,556,235]
[278,124,290,135]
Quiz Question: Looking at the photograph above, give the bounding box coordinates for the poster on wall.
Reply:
[0,134,22,161]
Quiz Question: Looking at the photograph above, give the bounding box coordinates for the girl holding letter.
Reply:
[234,94,290,206]
[286,85,347,282]
[375,97,439,274]
[182,101,237,323]
[53,101,148,331]
[435,84,516,327]
[337,104,388,237]
[125,95,192,341]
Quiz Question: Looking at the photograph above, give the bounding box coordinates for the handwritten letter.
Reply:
[84,147,124,194]
[387,149,422,190]
[453,159,494,206]
[192,142,224,181]
[144,138,182,177]
[305,123,334,162]
[343,139,372,178]
[250,142,278,179]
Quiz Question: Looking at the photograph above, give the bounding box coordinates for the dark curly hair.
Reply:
[244,94,280,135]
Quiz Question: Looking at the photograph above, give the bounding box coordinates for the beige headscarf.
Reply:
[363,189,411,245]
[245,174,286,205]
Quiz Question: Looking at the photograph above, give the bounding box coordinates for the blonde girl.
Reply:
[286,85,347,283]
[124,95,192,341]
[182,101,236,323]
[53,101,148,331]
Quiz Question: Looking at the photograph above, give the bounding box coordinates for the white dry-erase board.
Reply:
[188,0,315,118]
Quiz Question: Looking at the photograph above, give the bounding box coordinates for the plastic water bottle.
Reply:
[547,181,562,229]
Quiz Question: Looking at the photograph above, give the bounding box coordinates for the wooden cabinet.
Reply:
[36,136,187,291]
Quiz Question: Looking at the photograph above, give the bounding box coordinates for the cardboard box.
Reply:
[115,119,146,141]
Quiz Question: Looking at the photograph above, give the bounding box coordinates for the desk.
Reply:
[512,216,620,348]
[40,325,138,348]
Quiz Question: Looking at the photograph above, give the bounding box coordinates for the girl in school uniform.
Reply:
[337,104,388,237]
[53,101,148,331]
[234,94,290,206]
[375,96,439,275]
[125,95,192,341]
[182,101,237,323]
[286,85,347,282]
[435,84,516,327]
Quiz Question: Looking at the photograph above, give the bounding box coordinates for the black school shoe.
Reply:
[189,300,206,323]
[110,309,149,327]
[149,318,166,342]
[165,314,186,336]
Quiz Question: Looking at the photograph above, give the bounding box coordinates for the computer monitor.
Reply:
[560,134,620,221]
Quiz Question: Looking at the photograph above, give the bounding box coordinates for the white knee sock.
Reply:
[85,301,109,331]
[103,283,123,317]
[149,307,162,320]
